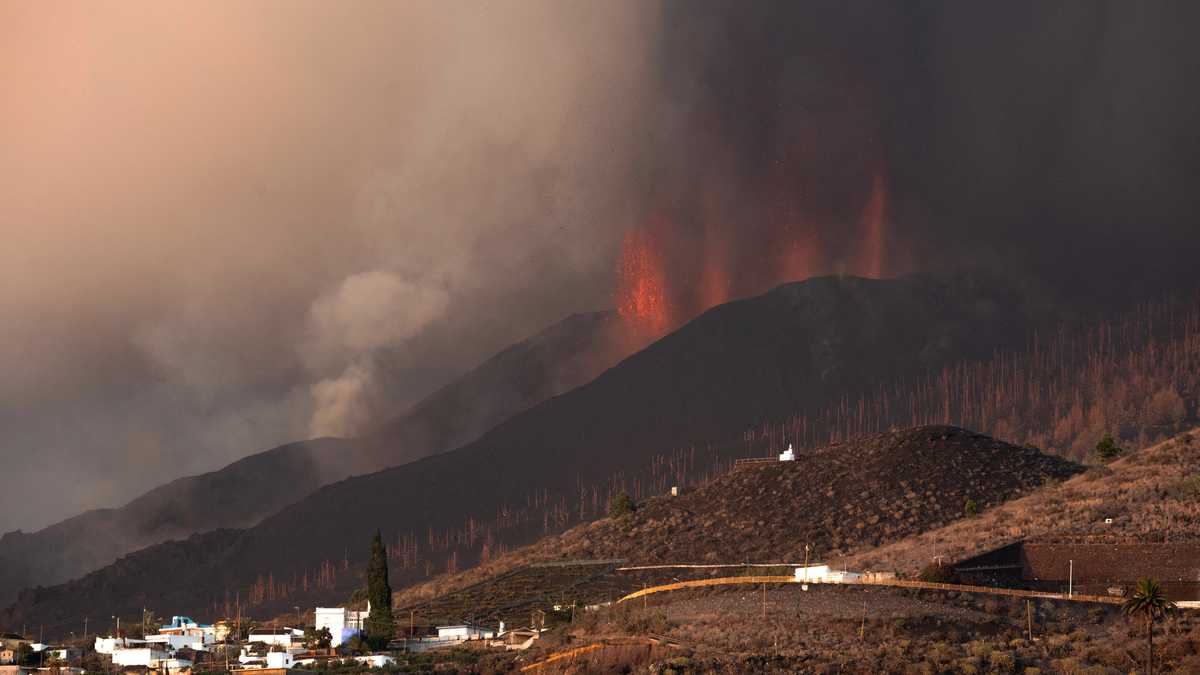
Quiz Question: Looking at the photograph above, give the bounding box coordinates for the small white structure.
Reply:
[315,605,370,647]
[354,654,396,668]
[238,649,295,670]
[793,564,832,581]
[94,637,147,655]
[793,565,864,583]
[111,647,171,667]
[247,628,303,648]
[405,624,496,653]
[779,444,796,461]
[437,624,494,641]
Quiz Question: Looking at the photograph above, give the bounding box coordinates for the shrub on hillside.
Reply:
[1095,433,1125,463]
[609,491,636,518]
[965,498,979,518]
[918,562,961,584]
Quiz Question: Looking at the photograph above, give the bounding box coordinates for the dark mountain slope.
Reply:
[393,426,1083,627]
[3,274,1053,634]
[0,311,638,607]
[0,438,345,609]
[508,426,1083,565]
[353,310,640,472]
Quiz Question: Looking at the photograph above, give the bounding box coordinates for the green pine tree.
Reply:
[364,531,394,646]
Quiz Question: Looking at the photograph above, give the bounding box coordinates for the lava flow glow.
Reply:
[615,161,897,336]
[614,223,672,337]
[856,167,888,279]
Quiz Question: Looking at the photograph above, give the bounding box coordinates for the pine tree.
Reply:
[364,530,394,645]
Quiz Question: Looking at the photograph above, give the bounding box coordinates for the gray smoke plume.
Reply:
[3,0,1199,535]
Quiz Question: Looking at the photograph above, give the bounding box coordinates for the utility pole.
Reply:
[762,582,767,621]
[1068,560,1074,598]
[1026,601,1033,641]
[860,602,867,640]
[83,616,88,642]
[802,545,811,582]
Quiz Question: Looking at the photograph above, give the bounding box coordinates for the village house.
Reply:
[146,616,217,651]
[246,628,303,648]
[313,605,369,647]
[404,623,496,653]
[111,646,172,669]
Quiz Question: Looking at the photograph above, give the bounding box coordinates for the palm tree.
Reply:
[1123,578,1176,675]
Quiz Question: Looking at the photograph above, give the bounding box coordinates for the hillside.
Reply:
[1,275,1051,636]
[387,426,1082,610]
[0,310,638,607]
[846,427,1200,575]
[0,438,347,609]
[499,426,1082,565]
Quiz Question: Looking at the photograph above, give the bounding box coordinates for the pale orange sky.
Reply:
[0,0,656,531]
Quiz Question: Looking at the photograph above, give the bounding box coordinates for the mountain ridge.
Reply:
[1,274,1056,636]
[0,310,639,607]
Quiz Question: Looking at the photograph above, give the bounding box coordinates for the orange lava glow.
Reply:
[699,221,731,310]
[615,162,897,335]
[778,221,823,284]
[856,168,887,279]
[615,223,672,337]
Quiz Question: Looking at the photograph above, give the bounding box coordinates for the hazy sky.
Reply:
[0,1,656,531]
[3,1,1199,533]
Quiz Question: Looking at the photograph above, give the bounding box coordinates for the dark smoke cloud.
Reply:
[641,0,1200,303]
[3,1,1198,533]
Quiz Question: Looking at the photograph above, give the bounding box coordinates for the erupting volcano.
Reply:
[615,162,896,336]
[614,222,672,337]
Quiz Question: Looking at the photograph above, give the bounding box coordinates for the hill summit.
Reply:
[516,426,1083,566]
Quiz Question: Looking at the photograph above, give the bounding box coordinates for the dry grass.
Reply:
[847,429,1200,575]
[566,584,1200,673]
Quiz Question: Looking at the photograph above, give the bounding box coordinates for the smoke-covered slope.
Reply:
[2,275,1052,634]
[0,311,638,608]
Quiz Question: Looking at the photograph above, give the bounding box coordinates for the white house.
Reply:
[94,637,148,655]
[111,647,171,667]
[314,605,369,647]
[404,624,496,653]
[793,564,831,581]
[246,628,304,648]
[437,624,494,641]
[779,444,796,461]
[793,565,863,583]
[239,645,296,669]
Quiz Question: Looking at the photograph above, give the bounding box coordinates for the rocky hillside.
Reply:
[848,427,1200,575]
[389,425,1082,610]
[517,426,1083,565]
[2,275,1051,636]
[0,310,639,607]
